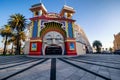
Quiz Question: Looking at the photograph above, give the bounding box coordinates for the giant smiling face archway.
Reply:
[42,31,65,55]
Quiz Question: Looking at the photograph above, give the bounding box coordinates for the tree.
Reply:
[9,14,27,55]
[0,25,12,55]
[8,31,26,54]
[7,33,16,54]
[109,47,113,52]
[93,40,102,53]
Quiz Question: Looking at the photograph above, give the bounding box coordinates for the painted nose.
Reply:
[52,39,56,44]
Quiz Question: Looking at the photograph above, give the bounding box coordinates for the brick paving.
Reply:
[0,54,120,80]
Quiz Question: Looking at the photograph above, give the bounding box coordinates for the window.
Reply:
[70,43,75,50]
[32,21,38,38]
[31,43,37,51]
[68,22,73,38]
[35,11,39,16]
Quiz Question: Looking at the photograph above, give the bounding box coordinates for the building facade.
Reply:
[24,3,92,55]
[113,33,120,51]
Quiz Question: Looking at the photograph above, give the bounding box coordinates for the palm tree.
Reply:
[19,31,26,54]
[7,34,16,54]
[109,47,113,53]
[93,40,102,53]
[8,31,26,54]
[0,25,12,55]
[19,31,26,42]
[8,14,27,55]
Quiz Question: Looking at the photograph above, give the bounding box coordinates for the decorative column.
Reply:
[65,21,77,55]
[29,21,33,37]
[32,20,38,38]
[37,20,41,37]
[39,10,42,16]
[65,21,69,37]
[65,39,77,55]
[29,39,42,55]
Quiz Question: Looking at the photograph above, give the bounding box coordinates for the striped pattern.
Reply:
[40,22,66,38]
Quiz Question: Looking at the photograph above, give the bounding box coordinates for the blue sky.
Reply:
[0,0,120,49]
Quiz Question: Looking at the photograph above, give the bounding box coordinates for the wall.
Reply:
[76,42,86,55]
[23,41,30,54]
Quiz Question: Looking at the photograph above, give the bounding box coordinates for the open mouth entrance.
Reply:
[45,46,62,55]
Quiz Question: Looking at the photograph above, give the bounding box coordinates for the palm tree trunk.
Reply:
[96,46,101,53]
[15,33,20,55]
[10,44,13,55]
[19,43,21,55]
[96,46,99,53]
[3,36,8,55]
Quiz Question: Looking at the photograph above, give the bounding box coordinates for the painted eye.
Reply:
[47,38,52,40]
[56,35,60,38]
[55,35,61,40]
[46,35,52,39]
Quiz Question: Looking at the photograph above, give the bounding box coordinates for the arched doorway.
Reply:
[45,45,62,55]
[42,31,64,55]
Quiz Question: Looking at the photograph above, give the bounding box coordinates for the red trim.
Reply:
[30,37,42,40]
[29,52,41,56]
[66,38,76,40]
[30,15,75,22]
[65,41,77,55]
[29,42,42,55]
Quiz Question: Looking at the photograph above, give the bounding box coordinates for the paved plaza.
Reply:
[0,54,120,80]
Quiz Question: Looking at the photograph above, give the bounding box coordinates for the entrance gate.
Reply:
[45,46,62,55]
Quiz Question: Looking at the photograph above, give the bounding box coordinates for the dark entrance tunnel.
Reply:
[45,46,62,55]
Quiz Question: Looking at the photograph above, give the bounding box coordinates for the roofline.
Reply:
[30,3,47,12]
[30,16,76,22]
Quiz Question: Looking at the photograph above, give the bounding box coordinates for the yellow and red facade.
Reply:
[28,3,81,55]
